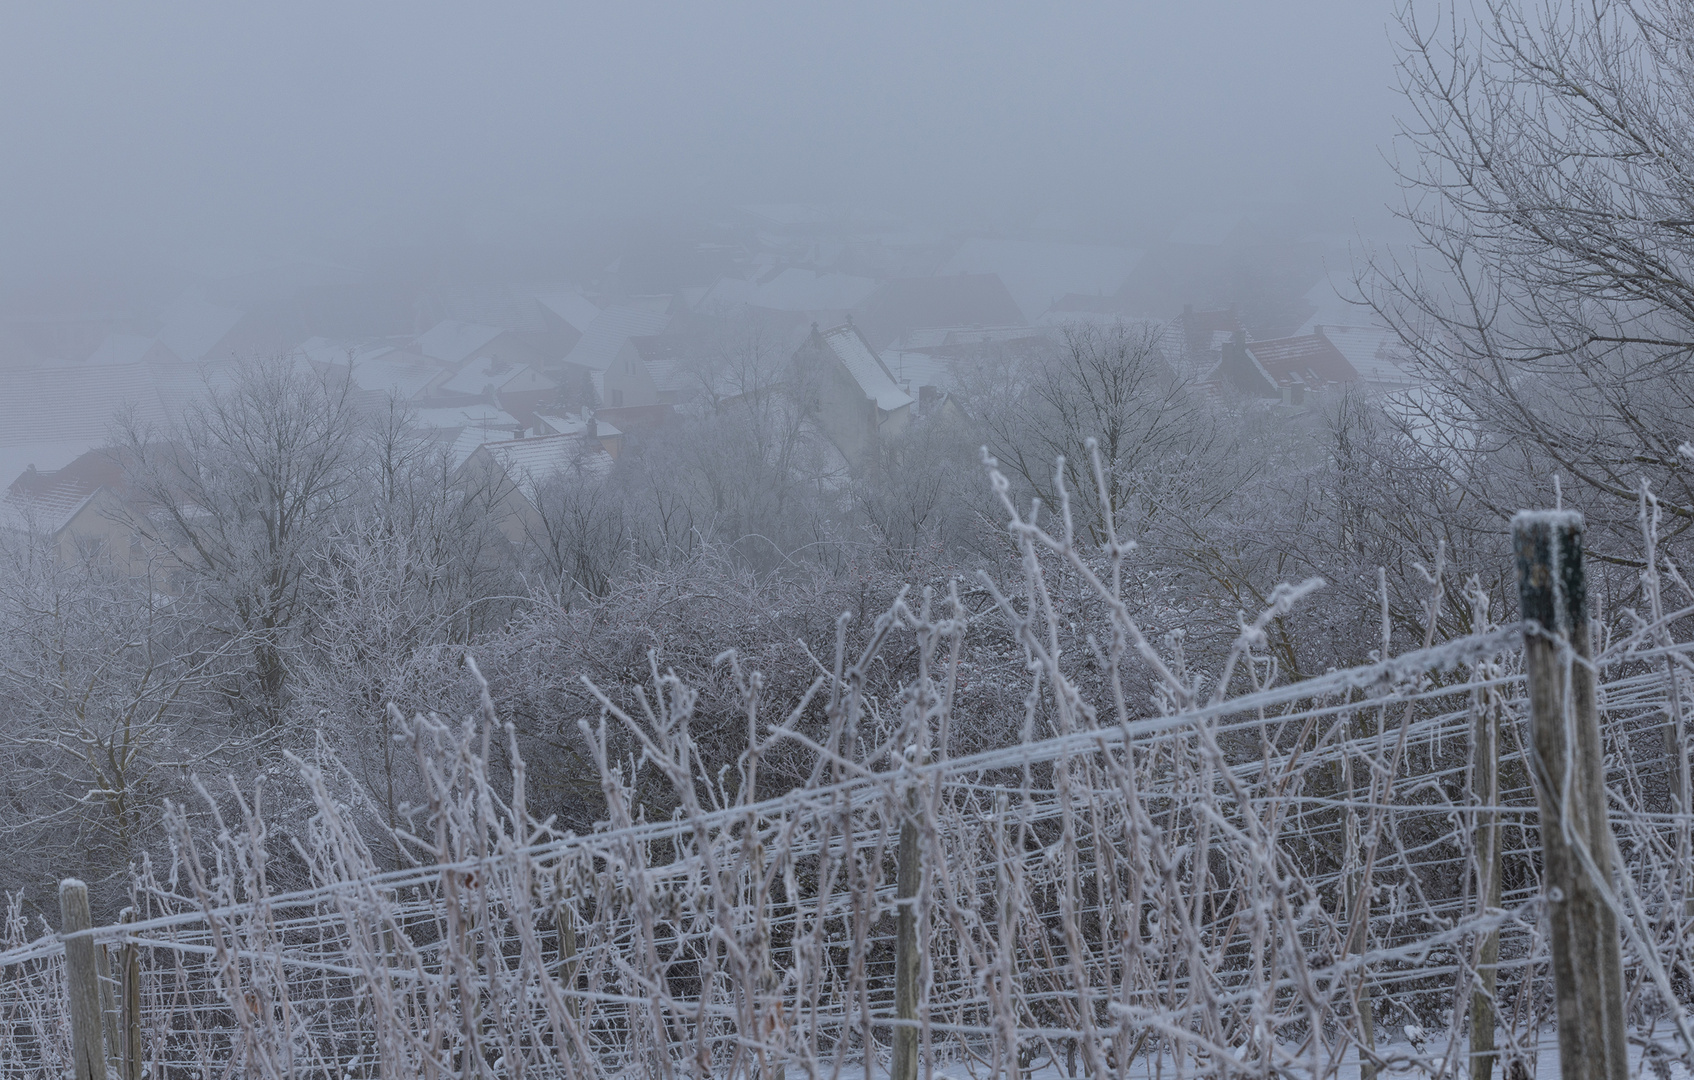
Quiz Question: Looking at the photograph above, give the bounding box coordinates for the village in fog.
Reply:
[5,4,1694,1080]
[0,202,1416,564]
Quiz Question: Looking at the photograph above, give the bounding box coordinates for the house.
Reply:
[791,324,913,461]
[849,274,1024,347]
[1310,325,1418,389]
[600,335,707,408]
[456,431,615,546]
[298,338,448,402]
[0,363,173,488]
[426,284,587,364]
[1213,331,1360,405]
[434,355,557,402]
[529,287,601,360]
[407,404,527,466]
[413,319,548,371]
[1,448,146,568]
[560,302,674,393]
[536,411,611,456]
[880,325,1054,415]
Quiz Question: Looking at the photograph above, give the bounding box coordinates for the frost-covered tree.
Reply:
[1374,0,1694,553]
[981,320,1210,544]
[119,358,361,713]
[0,533,245,916]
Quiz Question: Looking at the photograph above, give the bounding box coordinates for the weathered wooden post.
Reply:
[1513,511,1628,1080]
[58,879,105,1080]
[119,908,141,1080]
[892,778,922,1080]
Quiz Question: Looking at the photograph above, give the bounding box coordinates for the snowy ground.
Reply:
[807,1033,1694,1080]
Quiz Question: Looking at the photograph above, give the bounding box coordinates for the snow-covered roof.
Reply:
[0,441,100,494]
[820,325,913,412]
[438,287,550,335]
[0,364,170,450]
[563,305,672,372]
[625,336,704,395]
[343,348,444,400]
[438,356,538,397]
[446,427,519,469]
[530,288,601,334]
[895,325,1045,349]
[411,404,522,435]
[1,447,126,535]
[535,414,591,437]
[478,433,613,503]
[1244,334,1359,388]
[1314,325,1416,386]
[415,320,507,366]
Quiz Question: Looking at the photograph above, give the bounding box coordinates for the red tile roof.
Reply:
[1244,334,1358,388]
[3,448,127,533]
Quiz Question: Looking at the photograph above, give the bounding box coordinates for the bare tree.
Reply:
[1372,0,1694,553]
[523,470,628,606]
[625,323,844,569]
[119,358,361,712]
[0,532,242,916]
[358,394,518,638]
[982,320,1205,543]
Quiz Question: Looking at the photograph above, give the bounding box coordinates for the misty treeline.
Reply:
[3,0,1694,934]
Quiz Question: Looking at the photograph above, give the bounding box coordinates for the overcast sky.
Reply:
[0,2,1403,273]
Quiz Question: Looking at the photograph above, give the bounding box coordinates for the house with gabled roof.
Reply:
[560,303,674,379]
[435,355,556,401]
[791,323,913,462]
[298,338,449,402]
[1309,325,1417,389]
[455,430,615,547]
[600,335,706,409]
[414,320,548,371]
[0,448,148,568]
[1212,331,1360,406]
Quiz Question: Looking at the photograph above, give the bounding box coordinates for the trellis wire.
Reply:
[2,458,1693,1080]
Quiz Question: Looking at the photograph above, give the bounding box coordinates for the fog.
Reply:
[0,1,1400,274]
[11,4,1694,1066]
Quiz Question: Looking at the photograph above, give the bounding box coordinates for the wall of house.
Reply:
[794,338,880,463]
[56,491,148,573]
[600,344,658,409]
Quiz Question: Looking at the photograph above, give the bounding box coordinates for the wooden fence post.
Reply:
[58,879,104,1080]
[1513,511,1628,1080]
[892,780,921,1080]
[120,908,141,1080]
